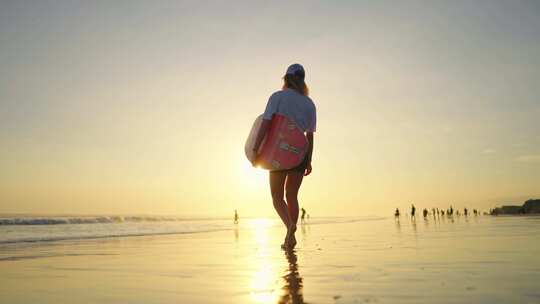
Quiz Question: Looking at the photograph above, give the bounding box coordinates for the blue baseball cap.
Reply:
[285,63,305,78]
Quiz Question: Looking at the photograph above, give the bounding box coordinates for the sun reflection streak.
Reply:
[249,219,279,303]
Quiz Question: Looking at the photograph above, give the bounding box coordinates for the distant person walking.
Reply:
[395,208,400,218]
[234,210,239,224]
[411,204,416,219]
[301,208,306,221]
[251,63,316,250]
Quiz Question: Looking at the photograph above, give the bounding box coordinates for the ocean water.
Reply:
[0,215,377,245]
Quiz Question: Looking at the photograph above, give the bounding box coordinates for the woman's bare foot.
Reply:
[280,223,298,250]
[281,234,289,249]
[288,234,297,249]
[286,224,297,249]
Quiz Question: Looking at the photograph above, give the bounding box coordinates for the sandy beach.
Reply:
[1,215,539,303]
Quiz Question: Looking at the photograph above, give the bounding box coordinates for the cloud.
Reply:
[514,154,540,163]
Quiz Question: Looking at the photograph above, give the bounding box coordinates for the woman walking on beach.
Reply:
[252,63,316,249]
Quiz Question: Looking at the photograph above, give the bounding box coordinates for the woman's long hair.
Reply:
[282,74,309,96]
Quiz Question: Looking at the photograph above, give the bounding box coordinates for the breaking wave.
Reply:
[0,216,207,226]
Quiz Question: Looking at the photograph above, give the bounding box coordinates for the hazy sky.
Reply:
[1,1,539,216]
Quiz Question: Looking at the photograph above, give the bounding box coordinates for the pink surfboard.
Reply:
[245,114,308,171]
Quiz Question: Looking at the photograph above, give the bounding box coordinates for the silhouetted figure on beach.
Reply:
[450,206,454,215]
[395,208,400,218]
[441,210,445,216]
[473,209,478,216]
[464,208,468,216]
[411,204,416,219]
[234,210,239,224]
[437,208,440,216]
[301,208,306,221]
[423,209,428,218]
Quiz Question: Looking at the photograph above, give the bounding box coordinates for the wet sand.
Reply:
[1,216,540,303]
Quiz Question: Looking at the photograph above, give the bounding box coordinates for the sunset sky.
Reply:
[1,1,539,217]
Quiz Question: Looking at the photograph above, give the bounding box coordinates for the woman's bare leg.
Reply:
[269,171,290,245]
[284,171,304,248]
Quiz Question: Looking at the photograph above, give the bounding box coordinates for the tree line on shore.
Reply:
[489,199,540,215]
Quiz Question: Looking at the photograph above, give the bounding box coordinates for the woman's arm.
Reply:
[251,119,271,165]
[305,132,314,176]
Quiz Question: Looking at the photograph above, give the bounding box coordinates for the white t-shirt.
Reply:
[262,89,317,133]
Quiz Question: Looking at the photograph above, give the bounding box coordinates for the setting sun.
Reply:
[240,160,268,189]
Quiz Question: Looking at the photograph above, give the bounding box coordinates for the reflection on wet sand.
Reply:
[248,219,307,303]
[396,213,482,234]
[278,249,305,304]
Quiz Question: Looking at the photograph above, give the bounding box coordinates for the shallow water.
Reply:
[1,215,539,303]
[0,215,370,244]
